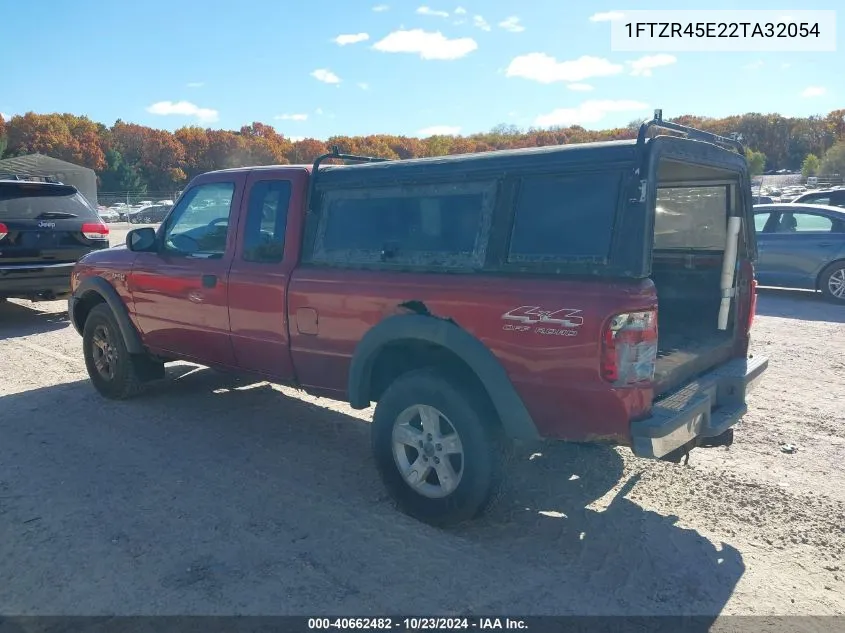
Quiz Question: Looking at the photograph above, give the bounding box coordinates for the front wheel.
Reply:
[371,368,506,527]
[82,304,151,399]
[820,262,845,303]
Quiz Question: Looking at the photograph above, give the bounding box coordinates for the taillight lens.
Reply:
[82,222,109,240]
[747,279,758,333]
[601,310,658,386]
[0,222,7,241]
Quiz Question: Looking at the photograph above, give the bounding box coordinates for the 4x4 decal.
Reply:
[501,306,583,337]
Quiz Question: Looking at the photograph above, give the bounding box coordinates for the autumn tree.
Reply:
[801,154,820,177]
[110,121,186,190]
[286,138,329,164]
[238,122,292,165]
[4,112,106,171]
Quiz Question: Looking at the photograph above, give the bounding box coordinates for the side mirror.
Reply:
[126,227,157,252]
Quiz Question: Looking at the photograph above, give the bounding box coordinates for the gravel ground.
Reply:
[0,248,843,617]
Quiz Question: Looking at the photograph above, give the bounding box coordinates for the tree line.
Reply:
[1,110,844,194]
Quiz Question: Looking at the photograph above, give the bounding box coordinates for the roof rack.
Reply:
[0,172,64,184]
[637,109,745,154]
[307,145,390,212]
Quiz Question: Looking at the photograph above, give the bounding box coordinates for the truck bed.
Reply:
[654,326,734,396]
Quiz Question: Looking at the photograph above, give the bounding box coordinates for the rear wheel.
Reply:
[371,368,506,527]
[820,262,845,304]
[82,304,154,399]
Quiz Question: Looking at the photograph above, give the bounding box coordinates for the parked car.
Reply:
[753,195,774,204]
[0,178,110,301]
[98,207,121,223]
[791,188,845,208]
[67,114,767,526]
[127,204,172,224]
[753,202,845,302]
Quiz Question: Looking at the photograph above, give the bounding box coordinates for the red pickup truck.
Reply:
[69,112,768,526]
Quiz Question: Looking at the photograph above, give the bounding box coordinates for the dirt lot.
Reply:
[1,236,843,617]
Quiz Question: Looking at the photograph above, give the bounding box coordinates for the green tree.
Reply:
[745,148,766,175]
[801,154,820,177]
[820,141,845,176]
[99,149,147,193]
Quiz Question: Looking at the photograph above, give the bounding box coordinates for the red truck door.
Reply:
[225,170,305,380]
[129,174,246,366]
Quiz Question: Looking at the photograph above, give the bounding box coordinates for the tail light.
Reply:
[747,279,758,333]
[0,222,7,241]
[81,222,109,240]
[601,309,658,386]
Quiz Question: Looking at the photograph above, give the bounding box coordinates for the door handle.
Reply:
[202,274,217,288]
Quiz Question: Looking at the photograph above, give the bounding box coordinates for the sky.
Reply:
[1,0,842,139]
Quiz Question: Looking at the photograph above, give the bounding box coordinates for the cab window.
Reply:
[163,183,235,257]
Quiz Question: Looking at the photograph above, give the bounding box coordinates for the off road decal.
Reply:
[501,306,583,337]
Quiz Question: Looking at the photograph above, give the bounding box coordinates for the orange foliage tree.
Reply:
[1,110,844,194]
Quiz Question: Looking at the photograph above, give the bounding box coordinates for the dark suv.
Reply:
[0,178,110,301]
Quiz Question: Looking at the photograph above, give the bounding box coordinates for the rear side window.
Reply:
[655,186,728,250]
[311,181,496,269]
[775,212,833,233]
[242,180,292,263]
[754,212,772,232]
[0,184,99,220]
[508,172,622,262]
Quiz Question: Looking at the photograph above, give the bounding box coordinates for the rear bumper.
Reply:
[630,355,769,459]
[0,262,75,298]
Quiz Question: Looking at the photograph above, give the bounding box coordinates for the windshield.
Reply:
[0,184,99,220]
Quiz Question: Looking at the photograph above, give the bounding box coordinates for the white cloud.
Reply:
[801,86,827,98]
[315,108,324,115]
[628,54,677,77]
[146,100,219,123]
[311,68,341,84]
[568,83,594,91]
[418,125,461,136]
[274,113,308,121]
[535,100,650,128]
[743,60,764,71]
[454,6,466,14]
[186,82,204,88]
[781,62,792,69]
[0,112,7,119]
[589,11,625,22]
[498,16,524,32]
[357,82,370,90]
[506,53,623,84]
[372,4,389,11]
[373,29,477,60]
[334,33,369,45]
[288,135,306,142]
[473,15,491,31]
[417,5,449,17]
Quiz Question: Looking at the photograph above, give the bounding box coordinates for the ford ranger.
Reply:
[68,111,768,526]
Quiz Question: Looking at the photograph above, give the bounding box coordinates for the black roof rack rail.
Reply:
[0,172,64,184]
[307,145,391,212]
[637,109,745,154]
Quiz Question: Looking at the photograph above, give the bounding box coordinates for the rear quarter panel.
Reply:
[287,268,658,442]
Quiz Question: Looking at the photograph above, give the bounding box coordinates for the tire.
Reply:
[82,304,149,399]
[371,368,507,527]
[819,261,845,304]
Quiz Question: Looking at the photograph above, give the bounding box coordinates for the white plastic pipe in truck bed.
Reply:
[718,216,742,330]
